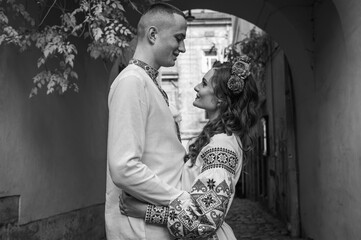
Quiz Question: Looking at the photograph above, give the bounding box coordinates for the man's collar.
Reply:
[129,59,159,81]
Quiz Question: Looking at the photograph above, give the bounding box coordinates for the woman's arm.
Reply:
[119,192,171,225]
[120,146,241,239]
[167,146,238,239]
[132,146,241,239]
[119,191,185,225]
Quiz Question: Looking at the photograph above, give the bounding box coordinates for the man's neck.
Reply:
[133,49,159,70]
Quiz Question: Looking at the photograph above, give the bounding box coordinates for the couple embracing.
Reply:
[106,3,259,240]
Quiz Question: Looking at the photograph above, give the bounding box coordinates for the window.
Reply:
[202,47,218,73]
[260,117,268,156]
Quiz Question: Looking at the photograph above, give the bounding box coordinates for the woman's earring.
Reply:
[217,100,222,107]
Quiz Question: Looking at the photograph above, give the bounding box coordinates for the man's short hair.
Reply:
[145,2,186,19]
[137,2,186,37]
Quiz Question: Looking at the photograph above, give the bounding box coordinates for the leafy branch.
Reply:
[0,0,152,97]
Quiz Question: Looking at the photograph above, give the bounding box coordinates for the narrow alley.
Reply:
[226,198,306,240]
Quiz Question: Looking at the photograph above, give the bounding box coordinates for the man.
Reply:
[106,3,188,240]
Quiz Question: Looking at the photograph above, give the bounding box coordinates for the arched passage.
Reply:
[172,1,353,239]
[174,0,315,237]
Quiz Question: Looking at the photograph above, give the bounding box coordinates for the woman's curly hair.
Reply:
[185,61,259,166]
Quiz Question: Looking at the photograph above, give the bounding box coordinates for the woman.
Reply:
[120,55,259,239]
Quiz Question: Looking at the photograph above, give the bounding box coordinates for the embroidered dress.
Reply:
[106,63,186,240]
[146,133,242,239]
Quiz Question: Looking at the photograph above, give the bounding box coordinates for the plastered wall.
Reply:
[0,42,108,224]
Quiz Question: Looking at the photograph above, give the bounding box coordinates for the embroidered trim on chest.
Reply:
[200,147,239,175]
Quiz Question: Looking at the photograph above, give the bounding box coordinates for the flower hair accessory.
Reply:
[227,55,252,94]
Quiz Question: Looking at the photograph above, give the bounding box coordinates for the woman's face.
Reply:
[193,69,220,120]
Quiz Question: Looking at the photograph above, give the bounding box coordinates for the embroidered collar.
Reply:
[129,58,169,106]
[129,58,181,142]
[129,59,159,81]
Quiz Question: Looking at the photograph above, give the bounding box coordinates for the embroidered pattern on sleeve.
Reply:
[168,177,233,238]
[167,147,239,238]
[200,147,239,175]
[145,204,169,225]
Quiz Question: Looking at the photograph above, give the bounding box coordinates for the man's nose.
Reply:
[179,41,186,53]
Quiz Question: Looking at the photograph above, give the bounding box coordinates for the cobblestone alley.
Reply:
[225,198,306,240]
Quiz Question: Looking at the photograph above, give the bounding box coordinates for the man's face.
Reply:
[153,14,187,68]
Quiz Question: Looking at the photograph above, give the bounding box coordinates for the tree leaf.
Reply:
[92,27,103,41]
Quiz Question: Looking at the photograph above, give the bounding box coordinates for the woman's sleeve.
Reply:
[166,146,240,238]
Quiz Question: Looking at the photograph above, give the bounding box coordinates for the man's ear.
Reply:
[147,26,157,44]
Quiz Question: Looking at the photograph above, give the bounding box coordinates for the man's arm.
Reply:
[107,74,184,206]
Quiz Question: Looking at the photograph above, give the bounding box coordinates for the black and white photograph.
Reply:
[0,1,359,239]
